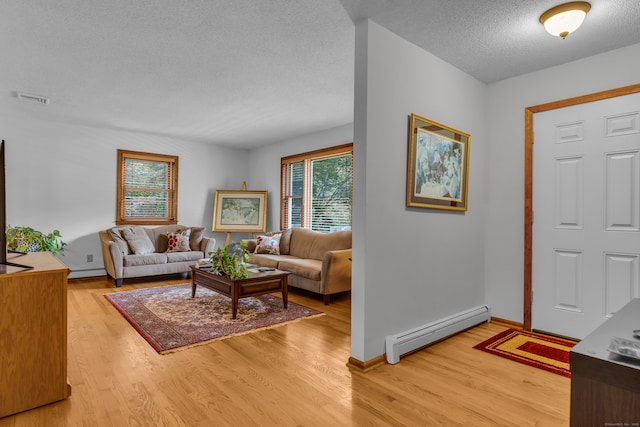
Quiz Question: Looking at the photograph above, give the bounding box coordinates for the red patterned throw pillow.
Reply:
[167,230,191,252]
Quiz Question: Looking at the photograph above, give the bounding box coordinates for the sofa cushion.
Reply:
[249,253,297,269]
[188,227,205,251]
[150,225,183,252]
[155,233,169,253]
[288,228,351,260]
[166,251,204,263]
[123,253,167,267]
[254,234,281,254]
[109,229,130,255]
[167,230,191,252]
[154,226,204,252]
[277,258,322,281]
[121,226,156,254]
[278,228,293,255]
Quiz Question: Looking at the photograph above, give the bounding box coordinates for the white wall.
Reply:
[485,42,640,322]
[248,123,353,232]
[4,115,249,277]
[352,20,488,362]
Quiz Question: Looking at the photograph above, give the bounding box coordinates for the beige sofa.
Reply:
[99,224,216,287]
[245,228,352,304]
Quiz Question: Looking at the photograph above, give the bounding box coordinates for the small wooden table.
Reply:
[191,266,290,319]
[570,298,640,426]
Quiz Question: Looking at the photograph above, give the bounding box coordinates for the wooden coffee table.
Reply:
[191,266,290,319]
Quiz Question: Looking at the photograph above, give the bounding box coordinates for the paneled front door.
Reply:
[532,92,640,339]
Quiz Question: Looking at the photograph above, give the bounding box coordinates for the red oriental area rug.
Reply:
[473,328,576,377]
[105,284,323,354]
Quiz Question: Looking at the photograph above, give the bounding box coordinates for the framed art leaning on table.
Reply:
[406,113,470,211]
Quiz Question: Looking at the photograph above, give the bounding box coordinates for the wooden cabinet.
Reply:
[0,252,71,418]
[570,298,640,426]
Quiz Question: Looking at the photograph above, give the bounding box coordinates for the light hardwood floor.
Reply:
[0,275,570,426]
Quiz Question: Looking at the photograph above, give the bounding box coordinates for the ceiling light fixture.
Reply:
[539,1,591,39]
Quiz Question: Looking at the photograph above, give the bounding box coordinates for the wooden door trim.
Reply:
[523,83,640,330]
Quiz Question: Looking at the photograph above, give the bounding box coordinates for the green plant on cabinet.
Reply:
[6,225,66,255]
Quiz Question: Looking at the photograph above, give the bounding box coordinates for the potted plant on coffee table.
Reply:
[209,241,250,280]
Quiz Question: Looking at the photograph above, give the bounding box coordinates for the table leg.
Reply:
[282,275,288,309]
[191,281,197,298]
[232,298,238,319]
[231,282,239,319]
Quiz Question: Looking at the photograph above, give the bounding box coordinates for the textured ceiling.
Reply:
[341,0,640,83]
[2,0,640,149]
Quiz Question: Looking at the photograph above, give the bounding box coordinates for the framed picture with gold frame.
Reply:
[212,190,267,232]
[406,113,470,211]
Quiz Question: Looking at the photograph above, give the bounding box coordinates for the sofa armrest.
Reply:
[99,230,123,280]
[201,237,217,256]
[108,243,124,279]
[321,249,352,296]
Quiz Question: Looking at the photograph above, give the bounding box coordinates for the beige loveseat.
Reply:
[245,228,352,304]
[99,225,216,287]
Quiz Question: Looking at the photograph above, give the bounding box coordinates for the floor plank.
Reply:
[0,276,570,426]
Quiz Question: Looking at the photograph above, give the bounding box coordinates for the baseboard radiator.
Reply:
[385,305,491,364]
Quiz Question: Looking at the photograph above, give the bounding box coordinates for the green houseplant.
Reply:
[209,241,250,280]
[6,225,66,255]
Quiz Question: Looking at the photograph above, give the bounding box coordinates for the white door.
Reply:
[532,92,640,339]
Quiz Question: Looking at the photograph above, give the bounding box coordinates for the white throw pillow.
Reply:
[254,234,281,255]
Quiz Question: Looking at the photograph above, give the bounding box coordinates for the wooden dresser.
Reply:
[0,252,71,418]
[570,298,640,426]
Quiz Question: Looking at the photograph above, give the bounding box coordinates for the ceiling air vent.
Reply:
[17,92,50,105]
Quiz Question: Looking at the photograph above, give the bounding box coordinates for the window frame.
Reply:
[116,149,179,226]
[280,143,353,231]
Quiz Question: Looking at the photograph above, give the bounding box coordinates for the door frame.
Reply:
[523,83,640,330]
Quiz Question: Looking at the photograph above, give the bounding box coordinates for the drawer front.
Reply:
[239,278,283,296]
[194,271,231,293]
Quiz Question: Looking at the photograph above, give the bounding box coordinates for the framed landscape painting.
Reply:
[212,190,267,232]
[406,113,470,211]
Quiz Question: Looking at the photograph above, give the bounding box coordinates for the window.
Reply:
[116,150,178,225]
[281,143,353,232]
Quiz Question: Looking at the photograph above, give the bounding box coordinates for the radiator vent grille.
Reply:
[385,305,491,364]
[17,92,50,105]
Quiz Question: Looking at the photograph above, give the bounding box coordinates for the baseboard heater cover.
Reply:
[385,305,491,364]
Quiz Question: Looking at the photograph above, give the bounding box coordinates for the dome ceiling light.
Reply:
[539,2,591,39]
